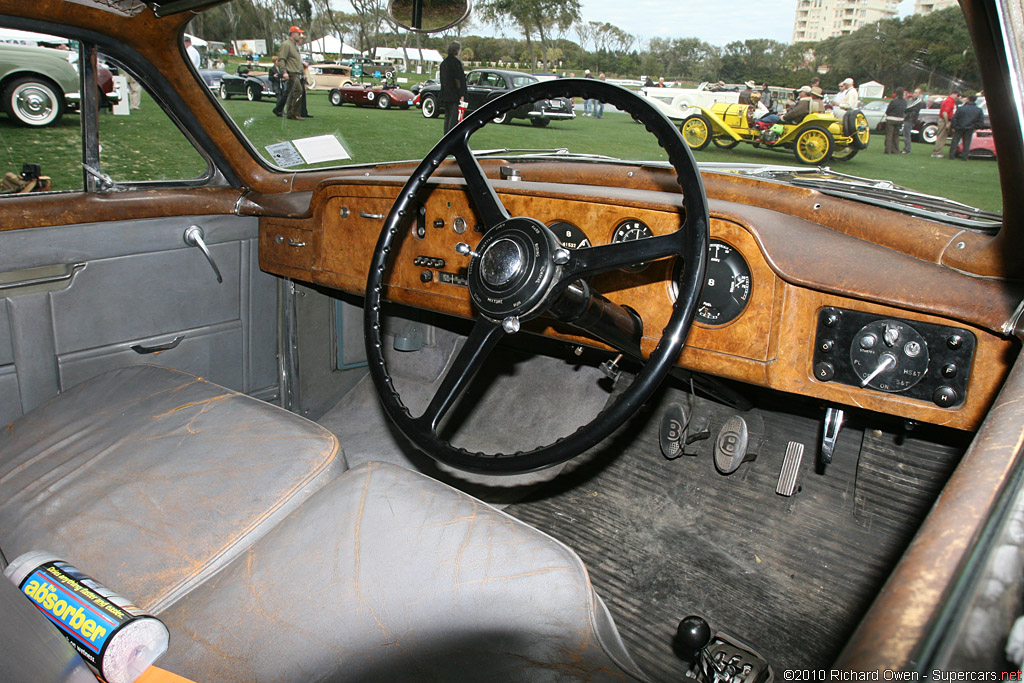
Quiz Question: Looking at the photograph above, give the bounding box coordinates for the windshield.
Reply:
[187,0,1000,218]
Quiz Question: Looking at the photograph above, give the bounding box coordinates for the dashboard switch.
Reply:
[933,385,958,407]
[420,270,433,283]
[814,362,835,382]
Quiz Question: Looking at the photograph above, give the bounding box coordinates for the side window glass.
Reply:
[493,76,506,89]
[467,71,480,86]
[97,58,209,183]
[0,28,82,194]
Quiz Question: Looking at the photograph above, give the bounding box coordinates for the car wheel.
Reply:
[794,125,834,164]
[845,110,870,150]
[421,94,439,118]
[680,114,712,150]
[246,84,260,102]
[377,94,391,109]
[921,123,938,144]
[4,77,64,127]
[711,136,739,149]
[219,82,230,100]
[530,117,550,127]
[329,90,343,106]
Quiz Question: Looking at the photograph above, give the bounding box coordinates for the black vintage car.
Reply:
[418,68,575,126]
[217,62,278,101]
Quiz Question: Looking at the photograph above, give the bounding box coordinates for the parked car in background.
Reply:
[218,62,277,101]
[858,99,890,132]
[307,63,354,91]
[0,43,78,126]
[418,68,575,125]
[197,68,223,91]
[917,97,990,144]
[328,81,415,109]
[956,127,997,158]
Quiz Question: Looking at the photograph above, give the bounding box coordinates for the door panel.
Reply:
[0,214,277,419]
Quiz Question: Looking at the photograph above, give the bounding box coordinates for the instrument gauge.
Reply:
[611,219,653,271]
[672,239,753,326]
[548,221,591,250]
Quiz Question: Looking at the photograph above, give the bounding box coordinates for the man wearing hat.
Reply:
[277,25,306,120]
[782,85,816,123]
[837,77,859,111]
[739,80,755,105]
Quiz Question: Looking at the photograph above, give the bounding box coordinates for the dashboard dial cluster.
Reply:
[550,219,754,327]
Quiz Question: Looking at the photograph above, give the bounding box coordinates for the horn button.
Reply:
[466,218,560,320]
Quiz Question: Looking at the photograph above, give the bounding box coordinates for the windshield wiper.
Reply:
[472,148,621,161]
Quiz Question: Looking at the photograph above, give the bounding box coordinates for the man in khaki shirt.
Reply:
[277,26,305,120]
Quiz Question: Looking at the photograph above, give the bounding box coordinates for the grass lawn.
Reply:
[0,85,1002,214]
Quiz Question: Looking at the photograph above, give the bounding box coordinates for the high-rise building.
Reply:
[793,0,900,42]
[914,0,958,14]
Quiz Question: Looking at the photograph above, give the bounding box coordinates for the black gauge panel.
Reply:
[611,219,653,271]
[672,239,753,326]
[811,307,975,408]
[548,221,591,250]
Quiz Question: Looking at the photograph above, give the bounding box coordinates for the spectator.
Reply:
[440,41,467,135]
[738,80,755,105]
[884,87,907,154]
[901,88,924,154]
[837,77,859,111]
[583,69,595,116]
[593,73,606,118]
[931,90,959,157]
[276,26,306,120]
[184,36,201,69]
[781,86,814,124]
[949,94,985,160]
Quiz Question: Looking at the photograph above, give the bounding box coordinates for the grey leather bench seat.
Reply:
[0,365,343,612]
[0,366,647,681]
[158,460,646,682]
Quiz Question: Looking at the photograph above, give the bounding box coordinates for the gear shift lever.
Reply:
[672,615,773,683]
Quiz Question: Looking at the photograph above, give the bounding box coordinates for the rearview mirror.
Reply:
[388,0,471,32]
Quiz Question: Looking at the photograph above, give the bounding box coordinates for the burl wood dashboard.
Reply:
[259,166,1021,432]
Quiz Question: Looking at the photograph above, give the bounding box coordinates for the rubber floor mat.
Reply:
[505,385,965,678]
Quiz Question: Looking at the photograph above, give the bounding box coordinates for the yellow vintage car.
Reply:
[679,101,871,164]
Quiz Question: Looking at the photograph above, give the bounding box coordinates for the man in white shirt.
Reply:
[185,36,201,69]
[837,77,859,111]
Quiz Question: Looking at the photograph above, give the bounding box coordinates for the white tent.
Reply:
[859,80,885,99]
[307,35,361,57]
[0,28,70,46]
[373,47,443,65]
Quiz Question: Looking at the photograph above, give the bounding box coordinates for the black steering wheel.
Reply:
[364,78,709,474]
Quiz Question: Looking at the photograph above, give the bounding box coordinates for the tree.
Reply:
[476,0,581,70]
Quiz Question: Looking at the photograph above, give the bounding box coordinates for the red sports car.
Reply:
[957,127,997,158]
[328,82,415,110]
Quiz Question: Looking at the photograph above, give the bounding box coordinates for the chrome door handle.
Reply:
[360,211,384,220]
[131,335,185,354]
[183,225,223,283]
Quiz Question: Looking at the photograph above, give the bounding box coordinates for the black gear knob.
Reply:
[673,615,712,661]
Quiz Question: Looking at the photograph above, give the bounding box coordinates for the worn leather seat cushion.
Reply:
[159,460,646,682]
[0,365,342,612]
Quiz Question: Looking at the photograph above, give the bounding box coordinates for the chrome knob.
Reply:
[455,242,479,258]
[501,316,520,334]
[552,247,570,265]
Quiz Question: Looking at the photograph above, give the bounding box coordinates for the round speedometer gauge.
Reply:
[673,239,753,326]
[548,221,592,250]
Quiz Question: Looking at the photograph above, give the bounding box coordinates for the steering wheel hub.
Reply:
[467,217,560,320]
[480,238,523,286]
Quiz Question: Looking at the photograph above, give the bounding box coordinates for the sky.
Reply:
[449,0,918,48]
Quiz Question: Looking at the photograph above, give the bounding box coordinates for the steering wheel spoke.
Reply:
[557,232,685,283]
[414,317,505,433]
[453,142,510,229]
